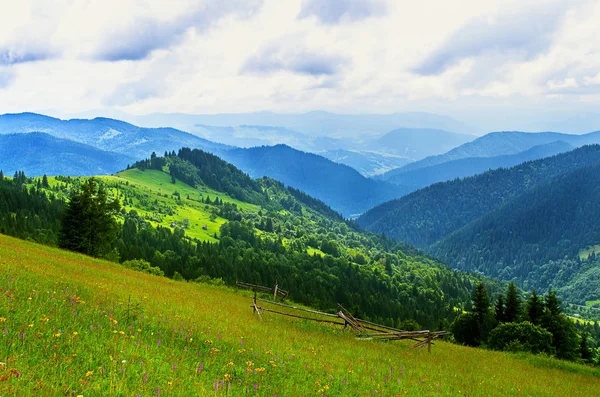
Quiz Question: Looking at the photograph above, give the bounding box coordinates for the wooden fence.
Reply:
[249,294,449,352]
[236,281,289,301]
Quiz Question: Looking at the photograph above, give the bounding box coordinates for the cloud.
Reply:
[297,0,386,24]
[104,79,164,106]
[242,43,349,76]
[0,66,15,88]
[413,2,572,75]
[0,48,54,65]
[94,0,263,61]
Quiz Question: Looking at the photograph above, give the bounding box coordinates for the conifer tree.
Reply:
[504,282,522,322]
[494,293,505,324]
[59,178,120,258]
[526,290,544,325]
[42,174,49,188]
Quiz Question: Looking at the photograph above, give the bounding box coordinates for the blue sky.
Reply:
[0,0,599,132]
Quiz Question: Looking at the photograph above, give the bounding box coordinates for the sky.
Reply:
[0,0,599,132]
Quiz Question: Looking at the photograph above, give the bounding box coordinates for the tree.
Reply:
[42,174,49,188]
[488,321,553,354]
[505,282,522,322]
[526,290,544,325]
[495,293,505,324]
[59,178,120,258]
[472,280,493,343]
[0,170,4,181]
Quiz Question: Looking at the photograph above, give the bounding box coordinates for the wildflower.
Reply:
[28,323,33,327]
[270,360,277,367]
[197,363,204,373]
[227,361,234,367]
[73,331,78,336]
[167,381,173,386]
[53,333,61,337]
[265,350,272,355]
[0,318,5,322]
[85,371,94,377]
[224,373,231,382]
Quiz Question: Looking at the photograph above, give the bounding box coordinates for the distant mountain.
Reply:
[193,124,315,151]
[0,132,135,176]
[394,130,600,174]
[103,110,474,136]
[319,149,412,177]
[219,145,409,217]
[369,128,474,160]
[357,145,600,248]
[379,141,574,190]
[0,112,230,159]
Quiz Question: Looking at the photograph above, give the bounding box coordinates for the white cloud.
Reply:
[0,0,598,132]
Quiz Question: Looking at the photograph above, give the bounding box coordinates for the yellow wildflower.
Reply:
[85,371,94,377]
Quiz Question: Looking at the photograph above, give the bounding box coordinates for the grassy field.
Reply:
[49,169,261,243]
[578,244,600,260]
[1,234,599,396]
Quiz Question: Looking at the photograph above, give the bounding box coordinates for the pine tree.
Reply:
[42,174,49,188]
[494,293,505,324]
[0,170,4,181]
[526,290,544,325]
[504,282,522,322]
[59,178,120,258]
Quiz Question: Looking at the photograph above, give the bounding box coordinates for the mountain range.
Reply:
[219,145,408,217]
[358,145,600,304]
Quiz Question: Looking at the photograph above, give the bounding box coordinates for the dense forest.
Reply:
[358,145,600,248]
[0,150,474,329]
[432,162,600,303]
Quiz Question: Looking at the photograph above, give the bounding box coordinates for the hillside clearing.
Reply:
[1,234,599,396]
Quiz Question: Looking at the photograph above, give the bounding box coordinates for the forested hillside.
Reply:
[431,161,600,303]
[358,145,600,248]
[358,145,600,305]
[219,144,409,216]
[0,149,473,329]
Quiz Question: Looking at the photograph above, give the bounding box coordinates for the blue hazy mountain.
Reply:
[379,141,574,189]
[0,112,230,159]
[219,144,409,217]
[393,130,600,174]
[121,110,474,136]
[368,127,475,159]
[319,149,412,177]
[0,132,135,176]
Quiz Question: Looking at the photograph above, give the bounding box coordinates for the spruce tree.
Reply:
[59,178,120,258]
[42,174,49,188]
[495,293,505,324]
[504,282,522,322]
[526,290,544,325]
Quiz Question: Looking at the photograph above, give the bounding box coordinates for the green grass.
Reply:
[1,234,600,396]
[586,299,600,307]
[49,169,261,243]
[578,244,600,260]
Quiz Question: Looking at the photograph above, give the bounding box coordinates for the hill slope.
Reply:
[379,141,574,190]
[394,130,600,174]
[0,112,230,160]
[358,145,600,248]
[2,234,598,395]
[219,145,409,217]
[0,132,136,176]
[369,128,474,160]
[430,161,600,302]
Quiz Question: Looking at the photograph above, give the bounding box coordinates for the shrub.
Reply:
[121,259,165,277]
[451,312,480,346]
[488,321,553,355]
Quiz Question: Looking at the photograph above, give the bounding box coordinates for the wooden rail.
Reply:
[248,296,450,352]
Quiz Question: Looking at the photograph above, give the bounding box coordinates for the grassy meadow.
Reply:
[1,234,599,396]
[49,169,261,243]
